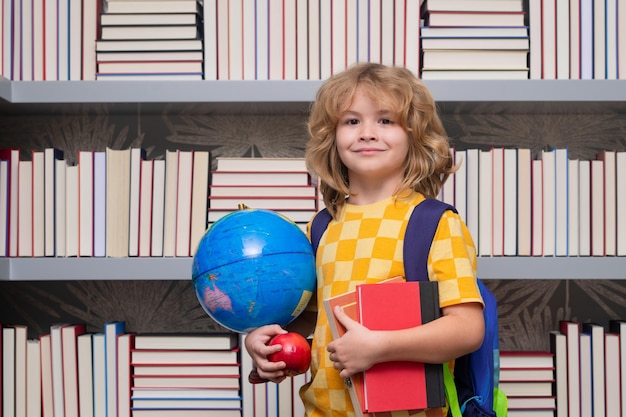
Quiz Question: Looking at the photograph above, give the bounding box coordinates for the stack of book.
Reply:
[420,0,529,80]
[208,157,318,230]
[128,332,241,417]
[95,0,204,80]
[499,351,556,417]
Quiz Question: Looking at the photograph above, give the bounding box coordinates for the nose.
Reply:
[359,121,377,141]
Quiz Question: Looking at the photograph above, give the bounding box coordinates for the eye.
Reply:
[346,118,359,125]
[380,118,393,125]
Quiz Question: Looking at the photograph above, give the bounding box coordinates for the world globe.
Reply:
[192,207,317,333]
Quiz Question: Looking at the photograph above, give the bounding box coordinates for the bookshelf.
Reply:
[1,78,626,282]
[2,256,626,281]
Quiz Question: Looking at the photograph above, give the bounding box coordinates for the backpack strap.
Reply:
[310,207,332,254]
[404,198,456,282]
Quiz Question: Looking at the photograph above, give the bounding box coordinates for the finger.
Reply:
[333,305,357,330]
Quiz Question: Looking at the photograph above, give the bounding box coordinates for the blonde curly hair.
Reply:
[305,62,456,218]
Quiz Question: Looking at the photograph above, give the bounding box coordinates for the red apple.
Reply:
[267,332,312,376]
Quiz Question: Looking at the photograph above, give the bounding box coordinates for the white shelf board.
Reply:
[1,257,625,281]
[1,79,626,104]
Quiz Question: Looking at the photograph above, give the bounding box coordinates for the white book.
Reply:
[295,0,308,79]
[3,149,19,257]
[2,0,12,77]
[117,334,134,417]
[92,333,107,417]
[617,152,626,256]
[14,325,28,417]
[331,0,346,75]
[555,0,569,79]
[104,321,125,417]
[579,333,592,417]
[209,196,317,210]
[26,339,41,417]
[175,150,194,256]
[40,334,54,417]
[162,150,178,257]
[605,0,618,79]
[255,0,269,80]
[319,0,332,79]
[0,161,8,256]
[605,333,621,416]
[598,150,616,256]
[465,149,479,249]
[100,25,199,40]
[138,159,154,257]
[208,208,316,224]
[129,148,145,257]
[82,0,98,80]
[3,327,16,417]
[209,184,317,197]
[580,0,593,79]
[68,0,82,80]
[211,171,311,186]
[32,151,45,257]
[478,149,493,257]
[203,0,217,79]
[531,159,543,256]
[77,333,94,417]
[228,0,243,80]
[55,159,67,257]
[151,159,166,257]
[43,0,57,79]
[93,151,106,257]
[44,148,63,256]
[540,149,556,256]
[578,160,591,256]
[79,150,94,257]
[243,0,257,80]
[569,0,580,79]
[283,0,296,79]
[21,0,33,80]
[567,159,579,256]
[550,331,567,417]
[380,0,394,66]
[105,0,200,13]
[619,0,626,79]
[50,324,68,417]
[528,0,542,79]
[62,324,86,417]
[554,148,568,256]
[503,148,517,256]
[57,0,69,80]
[491,148,504,256]
[307,0,320,79]
[12,0,22,80]
[66,165,79,257]
[590,159,604,256]
[216,157,307,171]
[18,161,33,257]
[345,0,358,68]
[516,148,532,256]
[393,0,404,68]
[594,0,606,79]
[106,148,131,258]
[583,323,605,417]
[190,151,210,253]
[268,0,283,79]
[404,0,420,74]
[542,0,557,79]
[424,0,523,11]
[454,150,467,224]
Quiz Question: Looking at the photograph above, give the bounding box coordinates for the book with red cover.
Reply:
[322,276,404,417]
[356,281,444,413]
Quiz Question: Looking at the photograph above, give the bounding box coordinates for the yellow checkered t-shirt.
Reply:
[300,192,483,417]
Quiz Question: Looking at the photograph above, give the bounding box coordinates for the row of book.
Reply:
[528,0,626,81]
[438,148,626,258]
[1,322,243,417]
[420,0,531,80]
[0,150,319,258]
[550,319,626,417]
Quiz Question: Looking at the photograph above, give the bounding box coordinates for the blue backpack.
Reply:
[310,198,507,417]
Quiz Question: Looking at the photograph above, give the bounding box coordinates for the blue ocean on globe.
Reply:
[192,208,317,333]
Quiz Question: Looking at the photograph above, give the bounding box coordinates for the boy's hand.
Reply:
[244,324,289,383]
[327,306,380,378]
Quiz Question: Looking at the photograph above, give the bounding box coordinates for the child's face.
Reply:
[335,87,410,189]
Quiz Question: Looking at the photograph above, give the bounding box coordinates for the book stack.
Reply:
[208,157,318,230]
[420,0,529,80]
[95,0,204,80]
[129,333,241,417]
[499,351,556,417]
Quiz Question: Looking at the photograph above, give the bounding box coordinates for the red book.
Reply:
[356,281,444,413]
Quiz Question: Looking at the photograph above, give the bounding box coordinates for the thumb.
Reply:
[333,305,359,332]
